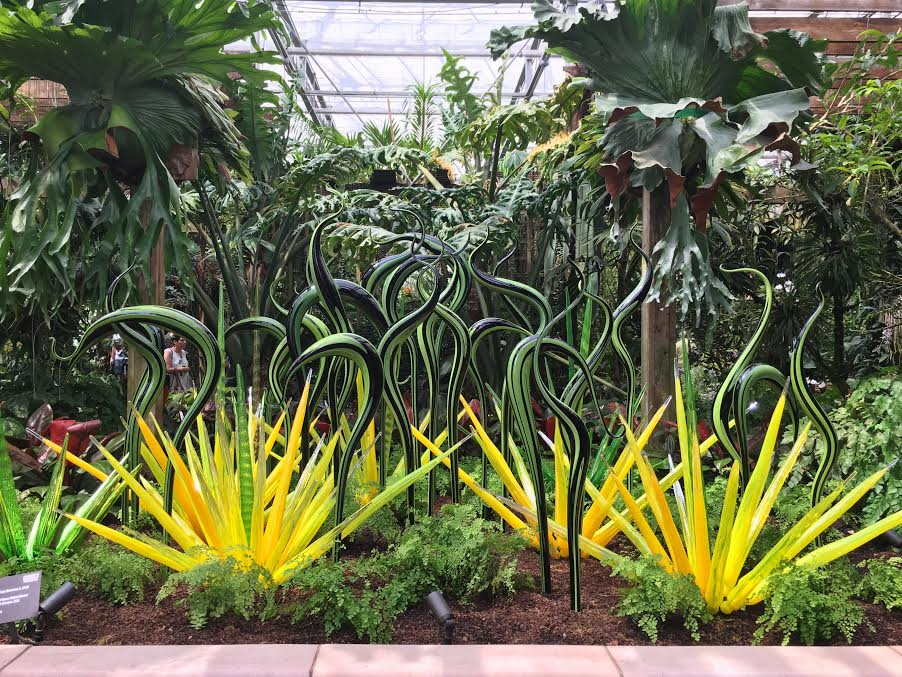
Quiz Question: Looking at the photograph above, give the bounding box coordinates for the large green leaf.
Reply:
[652,193,732,320]
[490,1,824,105]
[0,1,280,90]
[728,89,810,143]
[493,1,751,103]
[0,0,280,318]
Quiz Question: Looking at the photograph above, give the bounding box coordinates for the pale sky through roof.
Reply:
[274,1,567,133]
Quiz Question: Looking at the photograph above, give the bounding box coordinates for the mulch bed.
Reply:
[31,544,902,647]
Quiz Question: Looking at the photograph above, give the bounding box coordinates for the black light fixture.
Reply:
[424,590,455,644]
[5,582,76,644]
[34,582,76,642]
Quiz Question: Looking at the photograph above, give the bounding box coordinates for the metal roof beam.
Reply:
[286,48,547,58]
[304,89,537,97]
[271,0,335,126]
[510,37,542,104]
[312,109,414,115]
[509,0,573,103]
[282,0,546,3]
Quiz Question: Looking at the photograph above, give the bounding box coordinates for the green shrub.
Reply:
[772,485,815,530]
[282,559,406,643]
[347,500,403,547]
[786,373,902,526]
[754,560,870,645]
[610,555,711,643]
[283,503,531,642]
[67,540,161,605]
[0,539,160,603]
[858,557,902,612]
[17,496,43,527]
[390,502,530,602]
[157,554,276,629]
[0,352,123,432]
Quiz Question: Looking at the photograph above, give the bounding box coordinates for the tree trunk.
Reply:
[127,204,165,421]
[640,187,676,420]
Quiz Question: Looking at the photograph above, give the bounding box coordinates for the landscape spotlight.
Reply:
[424,590,455,644]
[34,582,76,642]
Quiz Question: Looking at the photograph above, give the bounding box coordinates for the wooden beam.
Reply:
[736,0,901,10]
[829,65,900,88]
[825,42,868,56]
[750,17,900,41]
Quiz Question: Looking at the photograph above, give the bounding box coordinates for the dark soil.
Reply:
[31,544,902,647]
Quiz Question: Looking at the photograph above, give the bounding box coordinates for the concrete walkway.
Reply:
[0,644,899,676]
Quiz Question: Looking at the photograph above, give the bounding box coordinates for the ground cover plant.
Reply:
[609,554,711,643]
[786,372,902,526]
[282,503,530,642]
[857,557,902,613]
[753,560,869,646]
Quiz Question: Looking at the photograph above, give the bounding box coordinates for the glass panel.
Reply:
[279,1,569,133]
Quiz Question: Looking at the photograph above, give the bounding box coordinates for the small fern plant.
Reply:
[858,557,902,612]
[754,561,871,645]
[157,552,276,629]
[610,555,711,643]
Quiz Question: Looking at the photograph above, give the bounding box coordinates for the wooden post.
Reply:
[640,187,676,420]
[127,204,165,420]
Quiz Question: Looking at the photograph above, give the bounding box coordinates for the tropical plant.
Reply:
[858,556,902,613]
[283,556,403,643]
[787,71,902,389]
[283,502,529,643]
[0,421,127,563]
[64,539,162,605]
[437,49,491,173]
[610,554,711,643]
[64,382,455,583]
[387,502,529,602]
[403,82,440,152]
[490,0,827,317]
[157,554,277,630]
[0,0,280,316]
[0,327,123,426]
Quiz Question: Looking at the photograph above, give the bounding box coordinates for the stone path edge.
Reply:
[0,644,900,676]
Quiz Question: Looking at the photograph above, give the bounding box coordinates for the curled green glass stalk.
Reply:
[790,291,839,511]
[712,268,773,487]
[283,333,384,560]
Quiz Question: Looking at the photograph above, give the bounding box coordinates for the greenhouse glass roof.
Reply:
[271,1,569,133]
[264,1,901,134]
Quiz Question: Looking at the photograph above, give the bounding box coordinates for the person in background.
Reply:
[164,335,192,393]
[109,335,127,386]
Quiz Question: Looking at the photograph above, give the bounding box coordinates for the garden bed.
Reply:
[32,545,902,648]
